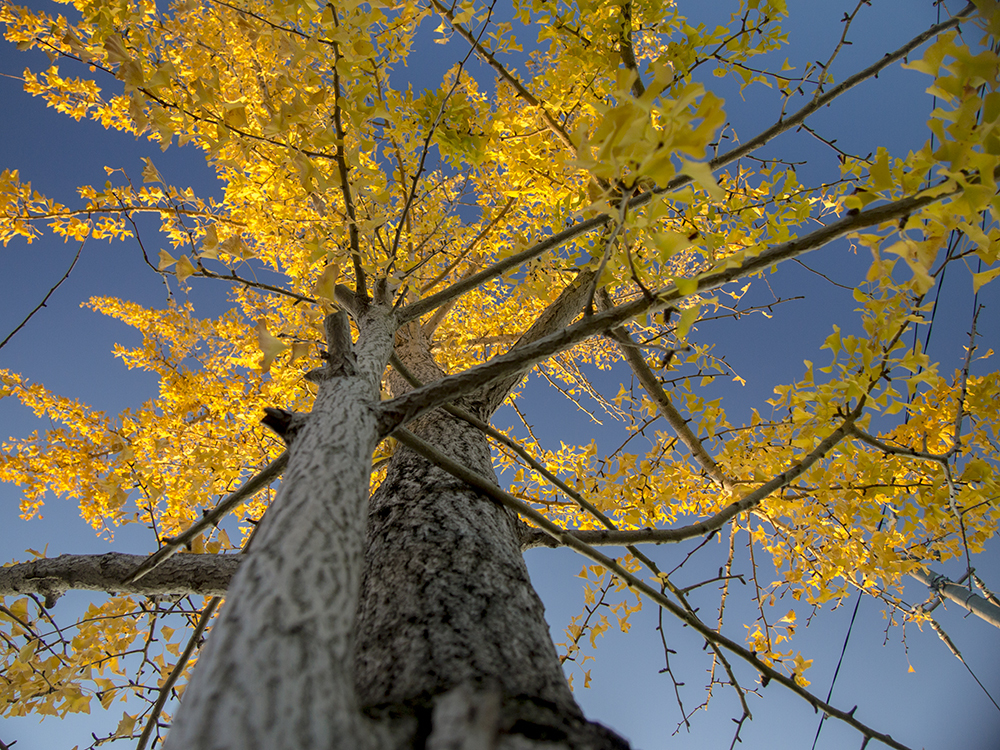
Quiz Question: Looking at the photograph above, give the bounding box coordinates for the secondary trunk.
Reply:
[355,322,627,749]
[162,308,394,750]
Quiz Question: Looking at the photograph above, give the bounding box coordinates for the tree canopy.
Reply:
[1,0,1000,748]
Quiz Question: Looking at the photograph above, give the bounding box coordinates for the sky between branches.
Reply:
[1,0,999,748]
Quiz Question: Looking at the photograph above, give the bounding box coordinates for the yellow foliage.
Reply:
[0,0,997,734]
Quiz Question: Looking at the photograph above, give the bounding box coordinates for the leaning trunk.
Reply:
[163,308,395,750]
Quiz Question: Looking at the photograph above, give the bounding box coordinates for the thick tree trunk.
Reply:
[163,308,395,750]
[355,324,624,748]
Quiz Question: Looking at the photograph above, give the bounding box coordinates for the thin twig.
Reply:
[811,0,871,103]
[951,305,981,456]
[393,426,915,750]
[427,0,576,151]
[0,238,85,350]
[599,291,733,491]
[124,452,288,585]
[617,0,646,98]
[388,355,614,527]
[398,6,972,326]
[135,596,221,750]
[390,3,494,265]
[521,403,861,550]
[391,354,752,720]
[329,7,368,302]
[384,179,931,435]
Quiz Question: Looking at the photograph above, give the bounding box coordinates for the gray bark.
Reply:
[149,303,626,749]
[0,294,628,747]
[0,553,238,603]
[351,321,626,749]
[909,566,1000,629]
[163,306,396,750]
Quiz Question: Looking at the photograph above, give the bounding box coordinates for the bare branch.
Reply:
[389,355,614,528]
[0,238,84,351]
[695,3,975,181]
[600,291,733,491]
[418,197,517,297]
[971,571,1000,608]
[190,265,316,304]
[382,185,951,436]
[617,0,646,98]
[124,452,287,585]
[398,215,608,324]
[136,596,222,750]
[810,0,870,104]
[951,304,981,456]
[397,6,972,325]
[519,527,709,550]
[848,426,948,463]
[329,8,368,302]
[0,553,238,601]
[523,402,860,552]
[427,0,576,152]
[393,426,914,750]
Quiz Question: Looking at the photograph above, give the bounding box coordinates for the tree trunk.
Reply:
[355,323,626,748]
[165,308,628,749]
[163,308,394,750]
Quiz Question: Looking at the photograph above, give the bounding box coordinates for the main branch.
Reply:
[382,184,957,436]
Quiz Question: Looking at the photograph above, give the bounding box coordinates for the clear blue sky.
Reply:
[2,1,999,749]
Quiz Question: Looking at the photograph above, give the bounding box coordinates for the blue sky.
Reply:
[2,1,1000,749]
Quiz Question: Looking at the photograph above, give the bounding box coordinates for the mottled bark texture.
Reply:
[0,553,238,603]
[355,321,628,750]
[163,308,396,750]
[8,289,629,748]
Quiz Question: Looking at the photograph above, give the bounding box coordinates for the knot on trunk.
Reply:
[261,407,309,446]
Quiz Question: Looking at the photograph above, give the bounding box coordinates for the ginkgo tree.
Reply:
[1,0,999,748]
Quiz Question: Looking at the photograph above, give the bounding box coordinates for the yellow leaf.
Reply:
[313,262,341,303]
[651,231,693,261]
[141,157,162,184]
[674,276,698,296]
[256,319,287,372]
[676,304,701,340]
[679,158,725,201]
[17,639,37,662]
[870,148,892,192]
[175,255,196,283]
[157,250,176,270]
[115,712,137,738]
[202,224,219,251]
[454,3,475,24]
[224,102,248,129]
[290,341,312,363]
[972,266,1000,292]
